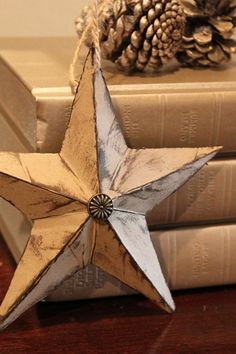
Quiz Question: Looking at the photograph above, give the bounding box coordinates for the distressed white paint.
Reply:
[0,212,89,330]
[94,68,127,192]
[109,211,175,311]
[113,150,219,213]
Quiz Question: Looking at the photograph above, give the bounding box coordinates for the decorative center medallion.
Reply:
[88,193,113,220]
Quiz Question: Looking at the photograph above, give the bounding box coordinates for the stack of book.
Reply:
[0,37,236,301]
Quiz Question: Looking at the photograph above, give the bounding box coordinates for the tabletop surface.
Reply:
[0,234,236,354]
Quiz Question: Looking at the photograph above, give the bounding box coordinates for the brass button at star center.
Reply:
[88,194,113,220]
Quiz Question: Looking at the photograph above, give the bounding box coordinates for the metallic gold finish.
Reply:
[88,193,113,220]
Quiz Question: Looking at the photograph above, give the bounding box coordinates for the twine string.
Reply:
[70,0,102,92]
[69,20,91,91]
[91,0,101,68]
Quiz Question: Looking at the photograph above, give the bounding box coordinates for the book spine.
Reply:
[0,59,36,150]
[0,111,31,261]
[113,91,235,154]
[47,224,236,301]
[0,110,28,153]
[35,90,236,154]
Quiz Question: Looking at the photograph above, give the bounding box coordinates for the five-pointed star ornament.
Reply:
[0,50,220,330]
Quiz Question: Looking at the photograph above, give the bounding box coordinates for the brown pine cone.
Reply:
[176,0,236,66]
[76,0,186,72]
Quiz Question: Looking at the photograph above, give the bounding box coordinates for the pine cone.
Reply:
[176,0,236,66]
[76,0,186,72]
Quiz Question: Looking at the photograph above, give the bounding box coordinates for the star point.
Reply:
[0,49,221,330]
